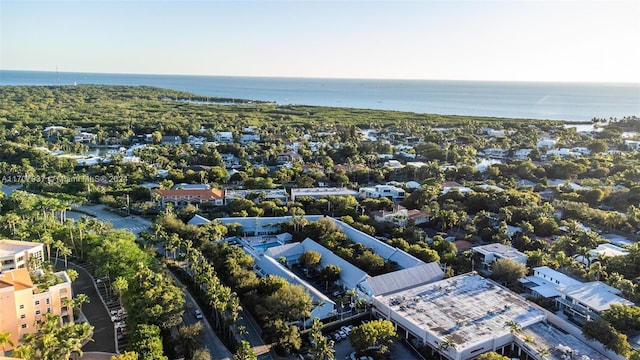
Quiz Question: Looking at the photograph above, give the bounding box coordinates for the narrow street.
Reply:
[168,272,235,360]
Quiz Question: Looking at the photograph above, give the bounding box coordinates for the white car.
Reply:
[194,309,203,320]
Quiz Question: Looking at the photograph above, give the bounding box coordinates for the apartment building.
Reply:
[0,240,45,273]
[0,268,72,351]
[152,188,224,208]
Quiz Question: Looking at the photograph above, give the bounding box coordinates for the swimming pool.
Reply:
[252,242,282,250]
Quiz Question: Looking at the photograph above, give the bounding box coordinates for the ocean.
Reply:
[1,70,639,122]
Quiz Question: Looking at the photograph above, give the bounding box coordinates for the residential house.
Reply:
[624,139,640,151]
[369,206,428,226]
[472,243,528,274]
[441,181,473,195]
[290,187,358,201]
[556,281,634,323]
[0,268,73,351]
[240,134,260,144]
[161,135,182,146]
[536,137,557,149]
[513,148,533,160]
[483,148,509,159]
[277,151,302,164]
[214,132,234,143]
[575,243,629,265]
[224,189,289,205]
[73,131,97,143]
[359,184,405,202]
[0,240,45,273]
[519,266,582,299]
[187,135,207,147]
[220,153,240,168]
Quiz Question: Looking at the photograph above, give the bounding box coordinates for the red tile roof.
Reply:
[153,188,223,199]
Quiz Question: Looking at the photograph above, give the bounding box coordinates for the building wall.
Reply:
[0,271,72,351]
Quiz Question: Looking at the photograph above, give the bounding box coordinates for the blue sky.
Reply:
[1,0,639,82]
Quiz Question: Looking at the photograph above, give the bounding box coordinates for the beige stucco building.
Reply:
[0,268,73,351]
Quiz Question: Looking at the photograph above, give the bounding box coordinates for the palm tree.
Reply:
[62,297,75,320]
[74,293,90,318]
[61,246,72,268]
[0,331,15,356]
[42,232,54,261]
[53,240,65,266]
[112,276,128,308]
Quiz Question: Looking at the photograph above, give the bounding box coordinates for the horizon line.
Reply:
[2,68,639,86]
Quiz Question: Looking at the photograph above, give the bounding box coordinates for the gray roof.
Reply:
[331,218,425,269]
[264,243,300,259]
[365,263,444,296]
[187,214,211,225]
[254,255,335,307]
[559,281,633,312]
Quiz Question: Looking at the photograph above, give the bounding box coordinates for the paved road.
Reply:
[66,262,117,354]
[169,272,234,360]
[68,204,152,235]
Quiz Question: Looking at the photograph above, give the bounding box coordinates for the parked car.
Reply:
[332,332,342,341]
[194,309,203,320]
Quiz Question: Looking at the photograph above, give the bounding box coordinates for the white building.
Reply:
[359,184,405,202]
[214,131,234,143]
[624,139,640,151]
[265,238,369,291]
[556,281,634,323]
[224,189,289,205]
[373,273,547,360]
[513,148,533,160]
[519,266,582,299]
[290,187,358,201]
[536,137,557,149]
[0,240,45,273]
[483,148,509,159]
[472,243,528,274]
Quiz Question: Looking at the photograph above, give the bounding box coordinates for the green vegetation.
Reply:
[348,319,397,354]
[2,84,640,357]
[12,313,93,360]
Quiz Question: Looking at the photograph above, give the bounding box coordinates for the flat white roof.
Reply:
[291,187,358,196]
[377,273,545,350]
[533,266,582,287]
[559,282,633,312]
[0,240,43,257]
[591,243,629,257]
[473,243,527,259]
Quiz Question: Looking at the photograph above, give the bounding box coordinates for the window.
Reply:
[47,308,52,313]
[36,310,41,315]
[46,298,50,305]
[35,300,40,305]
[19,304,24,309]
[21,324,28,329]
[20,314,26,319]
